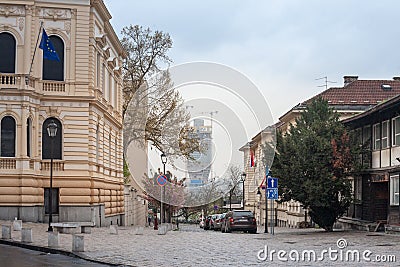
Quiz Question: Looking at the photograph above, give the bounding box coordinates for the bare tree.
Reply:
[121,25,199,158]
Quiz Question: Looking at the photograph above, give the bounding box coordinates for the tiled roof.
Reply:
[308,79,400,106]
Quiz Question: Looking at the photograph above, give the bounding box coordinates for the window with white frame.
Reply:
[392,116,400,146]
[352,176,362,201]
[373,123,381,150]
[390,174,399,206]
[381,120,389,148]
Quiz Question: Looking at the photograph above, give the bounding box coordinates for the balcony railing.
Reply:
[0,158,16,169]
[40,160,65,171]
[0,73,35,88]
[40,80,66,92]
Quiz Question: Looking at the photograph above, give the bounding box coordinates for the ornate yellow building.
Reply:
[0,0,125,226]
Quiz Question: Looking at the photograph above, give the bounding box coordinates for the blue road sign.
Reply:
[267,177,278,188]
[267,188,278,199]
[157,175,167,186]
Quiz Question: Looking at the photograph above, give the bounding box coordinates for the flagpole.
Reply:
[26,22,43,85]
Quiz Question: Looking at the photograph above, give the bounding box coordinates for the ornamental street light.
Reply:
[241,173,246,209]
[160,153,167,223]
[47,120,58,232]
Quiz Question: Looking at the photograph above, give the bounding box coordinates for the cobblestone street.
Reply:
[1,220,400,266]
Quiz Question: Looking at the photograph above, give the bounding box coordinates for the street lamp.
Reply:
[46,120,58,232]
[257,186,268,233]
[160,153,167,223]
[241,173,246,209]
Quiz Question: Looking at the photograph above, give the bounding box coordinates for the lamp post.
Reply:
[160,153,167,224]
[257,186,268,233]
[46,120,58,232]
[241,173,246,209]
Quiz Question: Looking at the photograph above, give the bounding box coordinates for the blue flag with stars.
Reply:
[39,29,60,61]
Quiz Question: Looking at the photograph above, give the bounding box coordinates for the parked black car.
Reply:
[223,210,257,234]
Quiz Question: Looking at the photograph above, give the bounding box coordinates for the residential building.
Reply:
[0,0,125,226]
[343,94,400,231]
[239,126,276,226]
[242,76,400,228]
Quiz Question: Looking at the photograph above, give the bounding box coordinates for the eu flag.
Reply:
[39,29,60,61]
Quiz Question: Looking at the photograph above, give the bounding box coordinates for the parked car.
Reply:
[213,213,225,231]
[199,219,204,228]
[209,214,218,230]
[204,215,212,230]
[223,210,257,234]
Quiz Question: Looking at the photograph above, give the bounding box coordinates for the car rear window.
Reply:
[233,211,253,217]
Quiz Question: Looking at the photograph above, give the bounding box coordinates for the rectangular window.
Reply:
[362,125,371,167]
[114,80,118,109]
[382,120,389,148]
[102,64,106,94]
[354,177,362,201]
[96,53,101,88]
[373,123,381,150]
[392,117,400,146]
[109,72,113,104]
[44,188,59,214]
[390,175,399,206]
[27,119,31,157]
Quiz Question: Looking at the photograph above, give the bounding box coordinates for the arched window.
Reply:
[1,116,16,157]
[42,118,62,159]
[27,118,32,157]
[42,36,64,81]
[0,32,16,73]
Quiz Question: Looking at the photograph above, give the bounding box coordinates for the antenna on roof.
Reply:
[315,76,336,90]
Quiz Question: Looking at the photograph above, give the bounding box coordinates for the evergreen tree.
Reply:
[273,98,354,231]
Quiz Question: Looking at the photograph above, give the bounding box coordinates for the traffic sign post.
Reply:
[267,177,278,189]
[266,188,278,200]
[157,175,167,187]
[266,177,278,235]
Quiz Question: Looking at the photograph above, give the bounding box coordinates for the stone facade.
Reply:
[0,0,125,226]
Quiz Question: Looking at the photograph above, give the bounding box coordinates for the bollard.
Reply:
[72,235,84,252]
[109,225,118,235]
[2,225,11,239]
[13,220,22,231]
[21,228,32,243]
[48,232,59,248]
[135,226,144,235]
[158,225,167,235]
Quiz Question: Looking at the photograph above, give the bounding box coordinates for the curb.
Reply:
[0,238,125,267]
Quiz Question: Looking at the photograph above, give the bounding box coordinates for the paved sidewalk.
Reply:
[1,220,400,266]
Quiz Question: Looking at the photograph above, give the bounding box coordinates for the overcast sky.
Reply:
[105,0,400,178]
[105,0,400,122]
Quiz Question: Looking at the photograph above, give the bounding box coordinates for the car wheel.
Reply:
[250,230,257,234]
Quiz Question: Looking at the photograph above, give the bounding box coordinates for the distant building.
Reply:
[187,119,212,187]
[0,0,125,226]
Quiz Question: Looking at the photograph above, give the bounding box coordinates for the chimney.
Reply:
[343,76,358,86]
[393,77,400,81]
